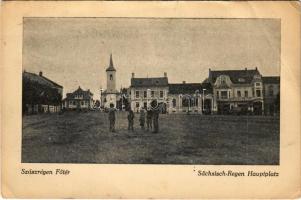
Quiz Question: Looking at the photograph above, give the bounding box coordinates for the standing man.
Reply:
[146,107,153,131]
[127,108,134,131]
[139,107,146,130]
[108,103,116,132]
[151,100,160,133]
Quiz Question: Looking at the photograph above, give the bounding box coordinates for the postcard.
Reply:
[1,1,300,198]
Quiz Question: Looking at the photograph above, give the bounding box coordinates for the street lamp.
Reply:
[100,88,104,108]
[147,88,151,108]
[195,90,200,111]
[202,88,207,112]
[121,94,124,111]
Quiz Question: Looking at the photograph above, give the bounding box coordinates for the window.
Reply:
[255,82,261,87]
[221,76,226,84]
[160,91,164,98]
[136,102,140,108]
[237,90,241,97]
[135,91,139,98]
[144,91,147,98]
[110,74,113,80]
[245,91,249,97]
[221,91,228,99]
[238,78,245,82]
[151,91,155,97]
[256,89,261,97]
[81,101,84,105]
[143,102,147,108]
[216,91,219,99]
[172,99,176,108]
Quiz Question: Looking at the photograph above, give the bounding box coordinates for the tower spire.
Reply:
[106,53,116,71]
[109,53,113,68]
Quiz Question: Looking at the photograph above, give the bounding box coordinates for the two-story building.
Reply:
[129,73,169,112]
[63,86,94,110]
[208,68,264,115]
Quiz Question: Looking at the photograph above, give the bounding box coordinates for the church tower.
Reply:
[106,54,116,93]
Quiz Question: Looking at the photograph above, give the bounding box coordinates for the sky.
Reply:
[23,18,280,99]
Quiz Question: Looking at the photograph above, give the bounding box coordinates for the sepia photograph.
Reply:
[2,1,301,198]
[22,17,280,165]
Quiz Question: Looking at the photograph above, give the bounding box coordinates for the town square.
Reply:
[21,18,280,164]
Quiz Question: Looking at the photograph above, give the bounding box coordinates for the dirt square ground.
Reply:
[22,111,279,164]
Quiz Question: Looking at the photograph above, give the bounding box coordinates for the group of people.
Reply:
[108,100,160,134]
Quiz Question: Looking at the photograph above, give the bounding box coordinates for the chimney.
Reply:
[39,71,43,76]
[255,66,258,70]
[183,81,186,84]
[132,73,135,78]
[164,72,167,77]
[245,67,247,71]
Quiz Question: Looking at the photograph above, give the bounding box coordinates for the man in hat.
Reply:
[139,107,146,130]
[150,100,160,133]
[108,103,116,132]
[146,107,153,131]
[127,107,135,131]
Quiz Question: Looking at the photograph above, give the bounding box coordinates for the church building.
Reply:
[101,54,120,108]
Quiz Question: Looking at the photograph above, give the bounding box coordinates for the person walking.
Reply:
[139,107,146,130]
[146,107,153,131]
[108,103,116,132]
[127,108,134,131]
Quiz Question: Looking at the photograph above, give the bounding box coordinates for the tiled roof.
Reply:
[23,71,63,88]
[210,68,261,84]
[131,77,168,87]
[169,83,202,94]
[65,86,93,100]
[262,76,280,84]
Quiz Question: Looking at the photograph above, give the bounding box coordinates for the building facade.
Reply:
[23,71,63,114]
[129,73,169,112]
[63,86,94,110]
[120,67,279,115]
[208,68,264,115]
[101,54,121,109]
[262,76,280,115]
[168,82,203,113]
